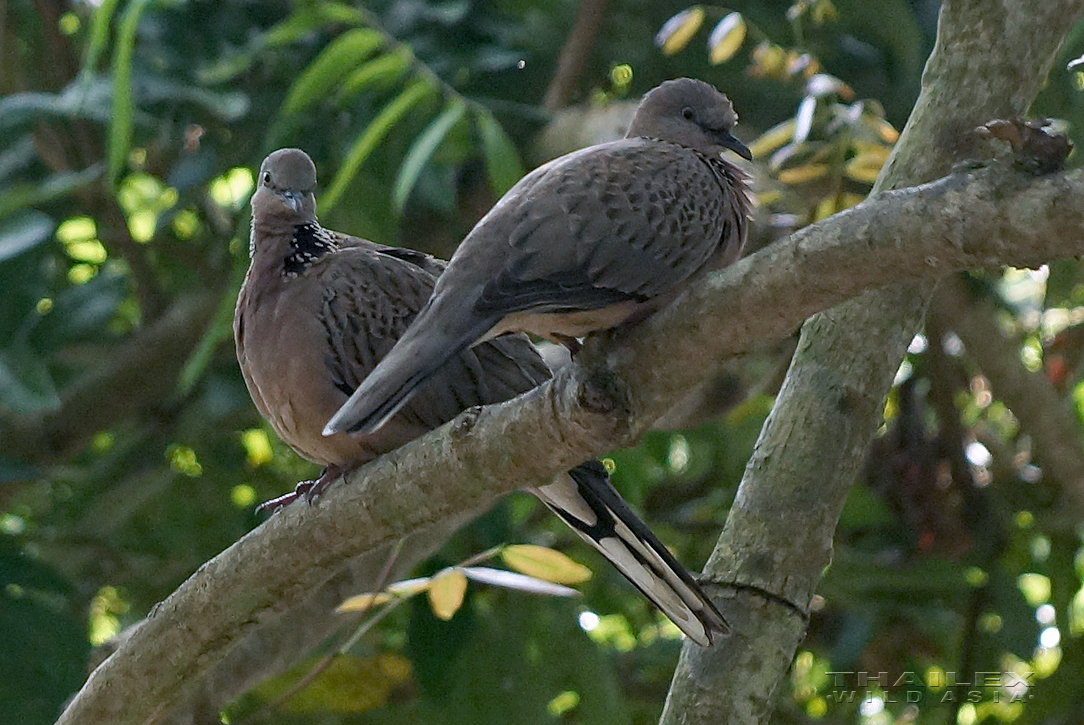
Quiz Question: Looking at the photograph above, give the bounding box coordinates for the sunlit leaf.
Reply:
[337,591,395,611]
[1018,572,1051,607]
[462,566,582,597]
[393,99,468,212]
[427,567,468,620]
[501,544,592,585]
[750,41,788,79]
[866,116,900,144]
[283,28,384,115]
[793,96,817,143]
[337,577,432,612]
[813,194,838,221]
[748,119,796,158]
[844,154,886,184]
[811,0,840,24]
[707,13,746,65]
[655,7,704,55]
[107,0,156,191]
[776,163,829,185]
[476,108,524,196]
[805,73,852,99]
[321,79,436,213]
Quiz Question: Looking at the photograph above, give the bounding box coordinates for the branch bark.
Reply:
[658,1,1084,722]
[56,150,1084,724]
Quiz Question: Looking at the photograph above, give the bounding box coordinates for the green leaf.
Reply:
[0,345,60,416]
[177,258,247,396]
[320,79,436,214]
[334,47,413,106]
[0,211,55,263]
[264,2,366,48]
[107,0,157,191]
[282,28,385,115]
[0,166,103,219]
[393,99,468,212]
[83,0,123,73]
[199,3,370,85]
[475,108,524,196]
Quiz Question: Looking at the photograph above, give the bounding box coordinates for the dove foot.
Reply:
[256,465,347,514]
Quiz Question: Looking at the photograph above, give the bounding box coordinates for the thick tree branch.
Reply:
[658,1,1084,722]
[57,155,1084,725]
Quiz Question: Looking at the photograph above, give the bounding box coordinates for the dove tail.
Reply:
[532,461,729,646]
[324,301,500,436]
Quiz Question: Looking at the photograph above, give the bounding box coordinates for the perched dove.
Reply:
[325,77,751,437]
[235,148,729,645]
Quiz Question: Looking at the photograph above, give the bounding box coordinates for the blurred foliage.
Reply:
[4,1,1084,724]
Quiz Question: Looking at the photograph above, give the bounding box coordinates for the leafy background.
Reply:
[4,0,1084,723]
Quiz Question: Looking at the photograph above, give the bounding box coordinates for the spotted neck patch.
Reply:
[284,222,338,276]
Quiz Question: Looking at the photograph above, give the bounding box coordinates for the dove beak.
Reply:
[280,190,303,213]
[718,131,752,161]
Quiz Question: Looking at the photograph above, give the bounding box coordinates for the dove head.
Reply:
[627,78,752,161]
[251,148,318,221]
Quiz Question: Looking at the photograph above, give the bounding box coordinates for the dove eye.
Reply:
[262,172,272,185]
[681,107,694,121]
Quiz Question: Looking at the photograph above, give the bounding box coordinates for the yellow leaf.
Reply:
[427,568,468,620]
[337,577,431,612]
[844,154,886,184]
[813,195,838,221]
[337,592,394,612]
[708,13,746,65]
[812,0,840,24]
[838,192,867,210]
[748,119,796,158]
[502,544,592,585]
[776,164,830,185]
[655,7,705,55]
[874,119,900,144]
[750,41,788,79]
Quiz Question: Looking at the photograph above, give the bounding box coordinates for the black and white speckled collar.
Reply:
[284,222,339,276]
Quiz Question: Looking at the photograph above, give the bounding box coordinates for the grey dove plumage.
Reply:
[236,148,729,645]
[325,78,751,437]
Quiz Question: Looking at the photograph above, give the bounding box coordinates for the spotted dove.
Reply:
[236,148,729,645]
[325,78,751,436]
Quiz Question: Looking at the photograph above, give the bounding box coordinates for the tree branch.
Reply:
[658,0,1084,722]
[56,153,1084,724]
[542,0,609,111]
